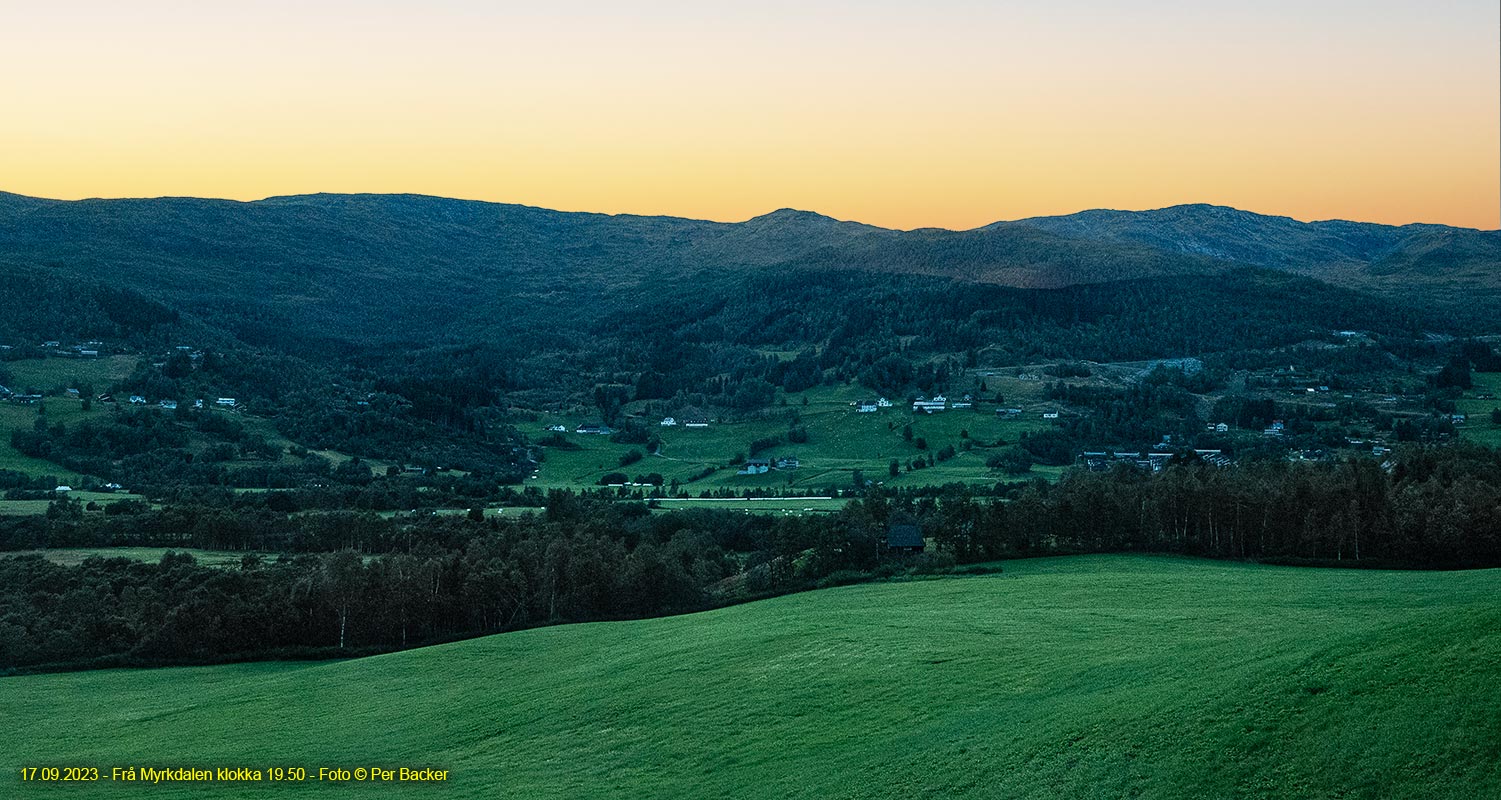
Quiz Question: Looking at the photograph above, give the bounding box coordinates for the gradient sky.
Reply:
[3,1,1497,229]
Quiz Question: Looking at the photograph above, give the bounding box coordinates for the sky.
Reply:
[2,1,1497,230]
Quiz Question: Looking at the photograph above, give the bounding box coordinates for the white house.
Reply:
[660,417,678,426]
[216,398,237,407]
[856,401,878,413]
[1042,411,1060,420]
[912,395,948,413]
[876,397,893,408]
[128,395,146,405]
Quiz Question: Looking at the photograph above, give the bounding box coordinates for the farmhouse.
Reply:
[1195,449,1232,467]
[683,418,709,428]
[1042,411,1060,420]
[216,398,237,407]
[575,423,613,435]
[996,407,1022,418]
[129,395,146,405]
[12,394,43,405]
[739,458,771,475]
[887,524,925,554]
[774,456,800,470]
[855,401,878,413]
[912,395,948,413]
[55,485,72,493]
[660,417,677,426]
[65,388,80,399]
[159,400,178,410]
[876,397,892,407]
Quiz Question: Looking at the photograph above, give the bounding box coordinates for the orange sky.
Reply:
[2,1,1497,229]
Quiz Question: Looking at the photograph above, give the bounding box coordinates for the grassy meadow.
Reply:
[2,555,1497,798]
[0,400,94,481]
[1456,372,1501,447]
[529,380,1057,492]
[2,355,140,395]
[0,490,151,516]
[0,547,259,568]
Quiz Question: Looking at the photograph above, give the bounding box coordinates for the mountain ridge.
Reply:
[0,190,1496,346]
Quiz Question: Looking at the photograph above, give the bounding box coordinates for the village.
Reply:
[2,329,1496,502]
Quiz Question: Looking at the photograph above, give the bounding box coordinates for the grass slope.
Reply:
[2,556,1498,798]
[0,548,253,568]
[530,382,1056,492]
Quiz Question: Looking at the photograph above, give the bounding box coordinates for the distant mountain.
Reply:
[0,192,1495,347]
[1006,203,1501,304]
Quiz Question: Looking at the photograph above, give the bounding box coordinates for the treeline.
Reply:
[6,447,1501,671]
[0,501,895,670]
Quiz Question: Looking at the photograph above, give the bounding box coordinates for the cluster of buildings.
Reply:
[910,395,974,413]
[38,341,103,358]
[660,416,710,428]
[121,396,237,411]
[738,456,800,474]
[1081,449,1230,473]
[848,394,988,414]
[1,385,43,405]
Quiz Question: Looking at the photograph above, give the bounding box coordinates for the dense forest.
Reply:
[4,445,1501,672]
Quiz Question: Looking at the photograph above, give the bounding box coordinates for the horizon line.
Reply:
[1,189,1494,233]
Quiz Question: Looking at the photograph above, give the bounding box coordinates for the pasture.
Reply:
[2,555,1497,798]
[528,382,1058,492]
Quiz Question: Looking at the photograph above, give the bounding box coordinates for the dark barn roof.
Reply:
[888,524,923,548]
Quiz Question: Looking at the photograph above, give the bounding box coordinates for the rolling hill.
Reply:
[3,555,1498,798]
[1011,203,1501,305]
[1,192,1496,348]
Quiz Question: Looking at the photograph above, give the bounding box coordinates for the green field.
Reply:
[3,555,1498,798]
[0,490,151,516]
[0,401,99,479]
[1457,373,1501,447]
[0,547,259,568]
[530,382,1058,492]
[2,355,139,395]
